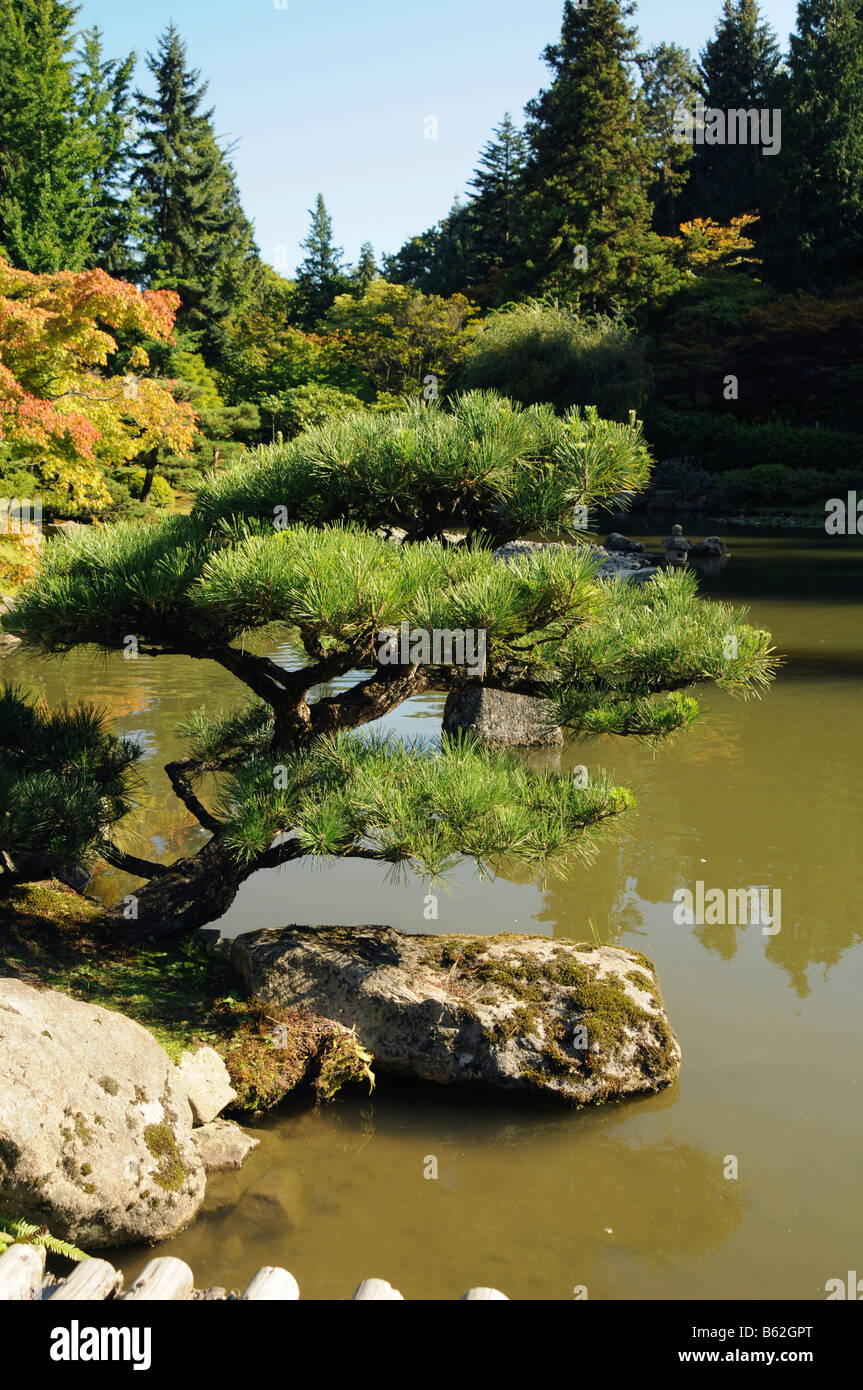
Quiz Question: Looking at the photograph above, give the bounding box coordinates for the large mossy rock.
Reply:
[442,687,563,747]
[231,926,681,1104]
[0,979,207,1248]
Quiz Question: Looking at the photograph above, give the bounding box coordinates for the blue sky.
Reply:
[76,0,800,272]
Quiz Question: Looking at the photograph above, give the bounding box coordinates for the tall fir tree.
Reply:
[133,24,258,339]
[352,241,378,292]
[0,0,94,271]
[685,0,780,223]
[293,194,348,328]
[762,0,863,288]
[515,0,671,311]
[638,43,699,235]
[74,26,138,276]
[464,113,527,293]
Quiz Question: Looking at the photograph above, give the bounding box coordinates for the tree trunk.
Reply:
[104,838,244,944]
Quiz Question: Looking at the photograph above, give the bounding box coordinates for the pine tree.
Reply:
[0,0,93,271]
[516,0,670,311]
[292,194,348,328]
[762,0,863,288]
[133,24,257,336]
[8,393,777,938]
[638,43,699,235]
[464,113,527,291]
[74,26,138,275]
[686,0,781,223]
[352,241,378,292]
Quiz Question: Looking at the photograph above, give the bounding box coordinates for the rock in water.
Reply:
[191,1119,259,1172]
[0,980,205,1248]
[231,927,681,1104]
[442,687,563,747]
[175,1045,237,1124]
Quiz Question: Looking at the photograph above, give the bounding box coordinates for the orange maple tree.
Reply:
[0,258,197,509]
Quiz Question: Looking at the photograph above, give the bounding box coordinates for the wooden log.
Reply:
[0,1243,46,1300]
[460,1286,509,1300]
[241,1266,300,1301]
[351,1278,404,1300]
[121,1257,194,1301]
[44,1259,123,1301]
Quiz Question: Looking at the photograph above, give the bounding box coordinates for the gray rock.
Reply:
[442,687,563,747]
[621,566,659,586]
[689,536,729,558]
[231,926,681,1105]
[191,1120,259,1172]
[175,1046,237,1125]
[604,532,644,553]
[0,979,205,1248]
[43,521,85,541]
[0,632,21,652]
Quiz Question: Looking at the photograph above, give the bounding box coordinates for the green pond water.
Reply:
[3,531,862,1300]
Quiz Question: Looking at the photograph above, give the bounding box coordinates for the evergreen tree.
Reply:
[292,194,348,327]
[762,0,863,288]
[74,26,138,275]
[516,0,671,311]
[133,24,258,337]
[464,113,527,292]
[352,241,378,292]
[0,0,93,271]
[686,0,781,223]
[638,43,699,235]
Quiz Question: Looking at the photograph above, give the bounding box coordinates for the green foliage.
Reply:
[515,0,678,311]
[116,466,175,507]
[459,301,648,417]
[684,0,780,224]
[192,391,653,543]
[647,408,863,474]
[0,683,142,883]
[323,280,479,400]
[551,566,777,736]
[637,42,699,235]
[762,0,863,287]
[133,24,261,338]
[258,383,365,441]
[0,0,94,271]
[218,729,635,881]
[711,463,860,509]
[291,194,349,329]
[0,1214,90,1262]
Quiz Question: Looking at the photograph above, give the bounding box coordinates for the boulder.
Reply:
[442,687,563,747]
[604,532,644,553]
[191,1120,259,1172]
[689,536,729,558]
[0,632,21,652]
[175,1045,237,1124]
[0,979,205,1248]
[231,926,681,1105]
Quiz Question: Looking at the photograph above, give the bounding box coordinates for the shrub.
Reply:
[459,300,648,419]
[646,408,863,474]
[116,468,175,508]
[258,383,366,441]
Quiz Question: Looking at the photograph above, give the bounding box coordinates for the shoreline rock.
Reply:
[231,926,681,1105]
[0,981,256,1249]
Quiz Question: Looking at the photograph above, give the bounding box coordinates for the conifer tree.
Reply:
[762,0,863,287]
[638,43,699,235]
[686,0,780,223]
[8,393,777,940]
[133,24,258,337]
[0,0,93,271]
[515,0,673,311]
[292,194,348,328]
[74,26,138,276]
[352,241,378,292]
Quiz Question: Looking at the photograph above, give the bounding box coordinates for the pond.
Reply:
[3,531,862,1300]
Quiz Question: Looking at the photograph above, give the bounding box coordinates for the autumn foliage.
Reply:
[0,258,196,508]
